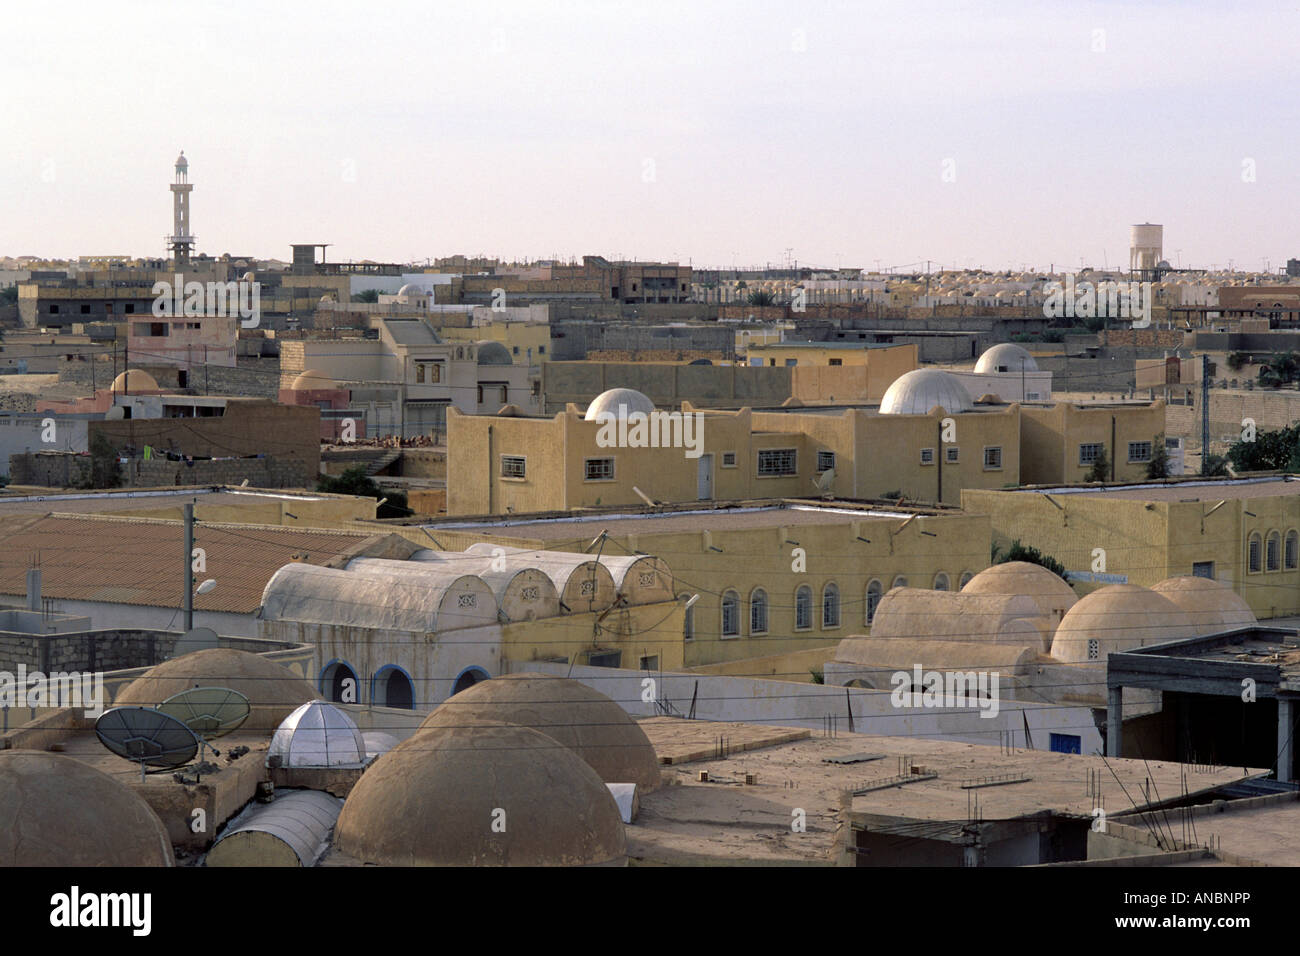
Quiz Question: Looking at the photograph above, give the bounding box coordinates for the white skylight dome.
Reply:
[268,700,368,769]
[879,369,974,415]
[583,387,656,421]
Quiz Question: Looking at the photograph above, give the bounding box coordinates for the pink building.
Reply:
[128,314,237,369]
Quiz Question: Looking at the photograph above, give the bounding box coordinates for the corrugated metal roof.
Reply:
[0,514,376,614]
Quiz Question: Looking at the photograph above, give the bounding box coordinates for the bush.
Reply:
[1202,453,1230,477]
[1085,446,1110,483]
[317,465,409,518]
[991,539,1068,580]
[1146,433,1171,479]
[78,432,122,489]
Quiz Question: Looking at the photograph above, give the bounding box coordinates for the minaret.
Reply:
[167,150,195,267]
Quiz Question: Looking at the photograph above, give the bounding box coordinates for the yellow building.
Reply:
[746,342,917,403]
[962,477,1300,620]
[1020,401,1169,485]
[386,498,993,667]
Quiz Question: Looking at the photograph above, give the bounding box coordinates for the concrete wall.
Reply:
[541,361,792,413]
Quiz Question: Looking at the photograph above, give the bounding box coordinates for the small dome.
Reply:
[1150,576,1255,634]
[268,700,367,768]
[475,340,512,365]
[1049,584,1189,664]
[290,369,336,391]
[174,151,188,170]
[879,369,974,415]
[335,720,626,866]
[975,344,1038,374]
[420,673,660,790]
[115,649,317,732]
[0,751,173,866]
[583,388,656,421]
[110,369,159,393]
[496,403,525,417]
[397,283,423,297]
[963,562,1077,619]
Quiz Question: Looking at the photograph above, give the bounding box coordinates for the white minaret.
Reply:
[167,150,195,266]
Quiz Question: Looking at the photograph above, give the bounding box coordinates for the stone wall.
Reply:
[7,451,92,487]
[123,455,310,489]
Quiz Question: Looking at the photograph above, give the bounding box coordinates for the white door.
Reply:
[697,454,713,500]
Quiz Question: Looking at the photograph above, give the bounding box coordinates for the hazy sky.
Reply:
[3,1,1296,271]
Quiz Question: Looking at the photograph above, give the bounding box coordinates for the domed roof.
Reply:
[242,271,256,282]
[110,369,159,393]
[1049,584,1189,664]
[879,369,974,415]
[397,283,423,297]
[962,562,1077,619]
[1150,576,1255,634]
[115,648,317,732]
[475,340,512,365]
[290,369,336,390]
[420,673,660,790]
[0,751,173,866]
[174,151,188,169]
[335,720,626,866]
[975,343,1038,374]
[268,700,367,768]
[583,387,656,421]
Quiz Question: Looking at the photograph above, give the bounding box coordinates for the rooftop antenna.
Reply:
[157,687,250,762]
[95,706,200,782]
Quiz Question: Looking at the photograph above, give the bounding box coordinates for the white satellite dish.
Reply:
[812,467,836,494]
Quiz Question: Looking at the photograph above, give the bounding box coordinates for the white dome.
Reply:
[397,283,424,297]
[267,700,367,769]
[879,369,974,415]
[975,343,1038,374]
[583,387,656,421]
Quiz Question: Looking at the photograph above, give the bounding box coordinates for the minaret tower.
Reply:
[167,150,195,267]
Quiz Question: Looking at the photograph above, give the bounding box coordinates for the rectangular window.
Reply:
[49,304,59,314]
[829,358,842,366]
[500,455,526,479]
[1127,441,1152,463]
[584,457,615,481]
[415,364,425,383]
[1050,733,1081,755]
[816,451,835,472]
[757,448,797,476]
[920,447,935,465]
[983,446,1003,470]
[1079,443,1103,465]
[1192,561,1215,579]
[80,304,90,314]
[124,303,135,314]
[784,358,797,367]
[945,446,959,463]
[721,451,737,468]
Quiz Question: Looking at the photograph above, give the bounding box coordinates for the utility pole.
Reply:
[1201,353,1211,475]
[183,503,194,631]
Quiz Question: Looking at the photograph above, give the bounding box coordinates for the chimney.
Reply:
[25,568,41,612]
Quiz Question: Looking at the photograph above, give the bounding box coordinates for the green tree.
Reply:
[317,465,409,518]
[1085,445,1110,482]
[1227,422,1300,473]
[747,290,776,307]
[1202,453,1230,477]
[78,431,122,489]
[1146,433,1171,479]
[352,289,380,304]
[991,539,1068,580]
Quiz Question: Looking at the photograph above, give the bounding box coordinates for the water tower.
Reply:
[1129,223,1163,279]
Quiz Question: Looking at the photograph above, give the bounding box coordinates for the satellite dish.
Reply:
[95,706,200,781]
[171,626,218,658]
[105,406,125,420]
[158,687,250,747]
[812,468,836,493]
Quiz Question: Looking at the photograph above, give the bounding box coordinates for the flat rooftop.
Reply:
[423,500,950,541]
[1016,476,1300,502]
[0,486,340,518]
[631,718,1261,865]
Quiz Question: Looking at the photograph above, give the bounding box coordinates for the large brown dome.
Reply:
[421,672,660,791]
[1049,584,1188,664]
[0,751,173,866]
[335,719,626,866]
[1150,576,1255,635]
[114,648,316,732]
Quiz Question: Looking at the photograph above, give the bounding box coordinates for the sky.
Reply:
[2,0,1297,272]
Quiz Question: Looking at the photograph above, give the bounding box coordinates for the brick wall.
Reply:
[123,455,310,489]
[1100,329,1186,348]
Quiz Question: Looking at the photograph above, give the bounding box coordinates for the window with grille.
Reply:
[1088,638,1099,661]
[1267,532,1281,571]
[822,584,840,628]
[946,446,959,463]
[816,451,835,472]
[721,591,740,637]
[584,457,615,481]
[721,451,737,467]
[1079,443,1102,465]
[1287,532,1298,570]
[501,456,525,478]
[983,447,1002,470]
[1248,534,1262,573]
[1127,441,1152,463]
[865,581,883,624]
[920,447,935,465]
[757,449,797,476]
[749,589,768,634]
[795,586,812,629]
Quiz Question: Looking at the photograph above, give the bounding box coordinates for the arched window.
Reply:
[721,590,740,637]
[1248,533,1262,573]
[749,588,768,634]
[452,666,489,696]
[1287,531,1298,570]
[958,571,974,589]
[372,665,415,709]
[865,580,883,624]
[1267,531,1281,571]
[892,575,908,589]
[795,585,812,630]
[933,573,950,591]
[320,660,359,704]
[822,583,840,629]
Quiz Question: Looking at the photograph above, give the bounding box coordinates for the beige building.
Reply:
[963,476,1300,619]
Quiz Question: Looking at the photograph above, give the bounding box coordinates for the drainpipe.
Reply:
[1111,416,1117,481]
